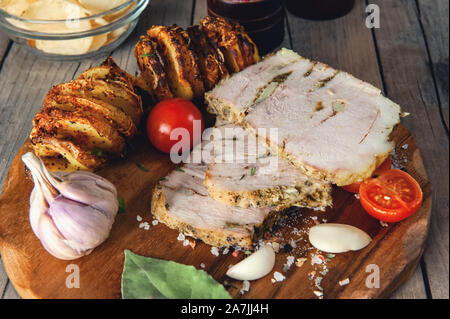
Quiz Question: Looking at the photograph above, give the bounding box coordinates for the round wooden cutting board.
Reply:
[0,124,431,299]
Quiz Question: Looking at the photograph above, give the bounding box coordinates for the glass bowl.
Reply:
[0,0,149,61]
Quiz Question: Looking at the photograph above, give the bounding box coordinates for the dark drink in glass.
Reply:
[286,0,355,20]
[207,0,285,55]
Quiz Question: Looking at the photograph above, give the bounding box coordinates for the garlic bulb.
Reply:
[22,152,119,260]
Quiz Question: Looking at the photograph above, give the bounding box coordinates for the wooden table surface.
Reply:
[0,0,448,299]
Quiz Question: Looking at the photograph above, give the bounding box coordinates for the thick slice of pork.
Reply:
[205,48,402,186]
[204,119,332,209]
[151,159,281,249]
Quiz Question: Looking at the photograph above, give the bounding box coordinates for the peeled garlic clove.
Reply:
[226,245,275,281]
[308,223,372,253]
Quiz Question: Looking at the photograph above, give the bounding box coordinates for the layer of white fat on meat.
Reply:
[208,48,303,113]
[160,161,273,232]
[206,119,329,192]
[246,66,401,176]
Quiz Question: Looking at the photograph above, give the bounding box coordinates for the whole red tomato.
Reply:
[146,98,204,154]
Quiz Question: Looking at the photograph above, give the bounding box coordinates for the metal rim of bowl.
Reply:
[0,0,149,40]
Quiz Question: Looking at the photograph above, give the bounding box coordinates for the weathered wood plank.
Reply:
[286,0,428,299]
[417,0,449,131]
[0,32,11,63]
[390,264,427,299]
[371,0,449,299]
[2,281,19,299]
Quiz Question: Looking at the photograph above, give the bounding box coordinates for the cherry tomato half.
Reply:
[359,169,423,222]
[146,98,204,154]
[342,157,392,193]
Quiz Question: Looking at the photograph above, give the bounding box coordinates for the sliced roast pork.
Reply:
[151,159,281,249]
[204,119,332,209]
[205,48,402,186]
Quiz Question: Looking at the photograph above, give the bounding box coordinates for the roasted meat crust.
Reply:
[147,25,204,100]
[134,36,173,101]
[151,183,282,250]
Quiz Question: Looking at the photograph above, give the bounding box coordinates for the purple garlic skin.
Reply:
[22,152,119,260]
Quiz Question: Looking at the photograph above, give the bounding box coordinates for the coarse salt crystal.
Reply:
[402,144,409,150]
[273,271,286,282]
[354,193,360,199]
[144,224,150,231]
[152,220,159,226]
[222,248,229,255]
[313,290,323,297]
[139,222,149,229]
[289,239,297,248]
[339,278,350,286]
[311,255,323,265]
[286,256,295,267]
[177,233,185,241]
[200,263,205,268]
[183,239,190,246]
[311,216,318,220]
[380,220,389,227]
[240,280,250,295]
[136,215,142,222]
[211,246,220,257]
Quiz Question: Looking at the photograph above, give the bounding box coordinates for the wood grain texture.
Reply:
[417,0,449,131]
[371,0,449,299]
[0,124,432,299]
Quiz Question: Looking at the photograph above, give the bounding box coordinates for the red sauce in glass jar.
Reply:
[207,0,284,54]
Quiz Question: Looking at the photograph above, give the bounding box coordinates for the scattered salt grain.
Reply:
[152,220,159,226]
[380,220,389,227]
[273,271,286,282]
[177,233,185,241]
[311,216,318,221]
[286,256,295,267]
[313,290,324,298]
[289,239,297,248]
[354,193,360,199]
[402,144,409,150]
[315,276,324,291]
[200,263,205,269]
[222,248,229,255]
[311,255,323,265]
[183,239,190,246]
[240,280,250,295]
[211,246,220,257]
[136,215,142,222]
[339,278,350,286]
[139,222,149,229]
